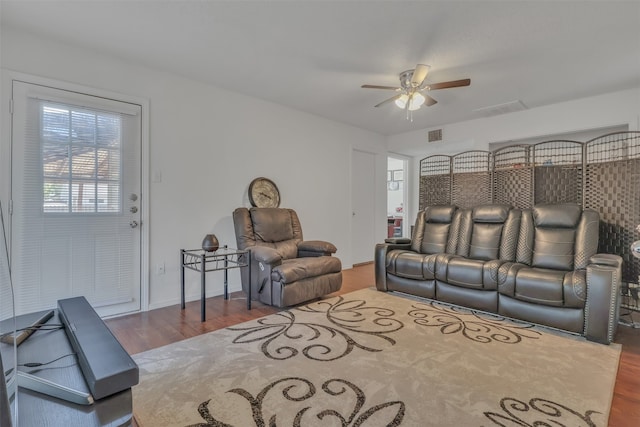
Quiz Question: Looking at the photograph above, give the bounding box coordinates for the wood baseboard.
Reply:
[352,260,373,267]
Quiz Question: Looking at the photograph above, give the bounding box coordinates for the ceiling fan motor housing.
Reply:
[400,69,419,89]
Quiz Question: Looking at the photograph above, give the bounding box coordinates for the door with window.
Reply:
[10,81,142,317]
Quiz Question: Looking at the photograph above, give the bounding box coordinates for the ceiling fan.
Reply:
[361,64,470,118]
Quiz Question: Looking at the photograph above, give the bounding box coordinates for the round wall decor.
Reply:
[248,177,280,208]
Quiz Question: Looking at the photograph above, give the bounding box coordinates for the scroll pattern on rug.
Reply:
[132,289,619,426]
[227,296,404,361]
[408,301,541,344]
[484,397,599,426]
[184,377,405,427]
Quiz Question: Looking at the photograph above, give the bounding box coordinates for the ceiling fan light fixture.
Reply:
[394,94,409,109]
[412,92,426,109]
[395,93,425,111]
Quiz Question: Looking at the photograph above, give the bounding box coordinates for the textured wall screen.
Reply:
[584,132,640,284]
[419,155,451,210]
[418,131,640,284]
[533,140,583,206]
[493,145,533,209]
[452,151,492,208]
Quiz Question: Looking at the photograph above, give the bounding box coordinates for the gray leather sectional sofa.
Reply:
[375,204,622,344]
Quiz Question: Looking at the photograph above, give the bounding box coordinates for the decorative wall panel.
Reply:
[533,140,583,205]
[585,132,640,283]
[451,151,492,208]
[419,155,451,210]
[492,145,533,209]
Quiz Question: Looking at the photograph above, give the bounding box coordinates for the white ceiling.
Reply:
[2,0,639,136]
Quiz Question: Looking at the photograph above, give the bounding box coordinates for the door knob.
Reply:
[130,206,138,213]
[130,220,138,228]
[129,194,138,202]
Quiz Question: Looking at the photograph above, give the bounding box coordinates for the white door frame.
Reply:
[387,154,411,237]
[1,70,150,314]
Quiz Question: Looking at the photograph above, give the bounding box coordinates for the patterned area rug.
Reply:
[132,288,621,426]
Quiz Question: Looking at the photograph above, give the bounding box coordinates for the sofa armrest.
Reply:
[298,240,337,257]
[585,253,623,344]
[375,242,412,291]
[385,238,411,244]
[589,254,623,269]
[250,246,283,266]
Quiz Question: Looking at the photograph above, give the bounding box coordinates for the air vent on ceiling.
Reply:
[473,100,528,117]
[428,129,443,142]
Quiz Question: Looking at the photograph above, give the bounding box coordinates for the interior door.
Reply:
[10,81,142,317]
[351,149,377,265]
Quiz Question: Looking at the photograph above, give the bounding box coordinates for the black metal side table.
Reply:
[180,245,251,321]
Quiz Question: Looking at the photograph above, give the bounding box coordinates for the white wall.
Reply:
[387,88,640,225]
[0,26,387,310]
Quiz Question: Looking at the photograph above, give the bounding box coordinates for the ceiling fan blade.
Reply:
[411,64,430,87]
[361,84,401,90]
[374,94,402,108]
[425,95,438,106]
[428,78,471,90]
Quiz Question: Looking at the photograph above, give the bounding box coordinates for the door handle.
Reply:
[130,220,138,228]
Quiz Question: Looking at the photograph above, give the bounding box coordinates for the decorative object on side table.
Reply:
[201,234,219,252]
[248,177,280,208]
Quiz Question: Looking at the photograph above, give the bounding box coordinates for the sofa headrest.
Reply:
[472,204,511,223]
[533,204,582,228]
[424,205,456,224]
[250,208,294,242]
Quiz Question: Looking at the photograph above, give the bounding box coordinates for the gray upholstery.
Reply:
[375,203,622,344]
[233,207,342,307]
[437,204,518,310]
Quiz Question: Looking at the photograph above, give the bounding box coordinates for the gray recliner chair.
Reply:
[233,207,342,307]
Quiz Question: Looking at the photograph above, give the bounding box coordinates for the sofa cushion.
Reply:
[250,208,301,259]
[456,205,518,262]
[533,204,581,228]
[272,256,341,284]
[420,223,451,254]
[426,205,457,223]
[469,223,503,260]
[512,267,565,307]
[386,250,437,280]
[251,208,295,242]
[446,257,485,289]
[499,266,586,309]
[532,228,576,270]
[472,204,510,223]
[411,206,458,254]
[563,270,587,308]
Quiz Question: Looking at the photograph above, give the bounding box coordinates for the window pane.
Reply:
[97,182,120,213]
[71,181,96,213]
[71,110,96,145]
[42,143,70,178]
[40,103,122,214]
[97,148,120,181]
[43,179,70,213]
[42,104,70,144]
[97,114,120,147]
[70,146,97,179]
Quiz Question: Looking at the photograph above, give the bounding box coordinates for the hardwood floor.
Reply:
[107,263,639,426]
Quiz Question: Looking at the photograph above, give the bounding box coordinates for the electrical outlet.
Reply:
[156,262,166,275]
